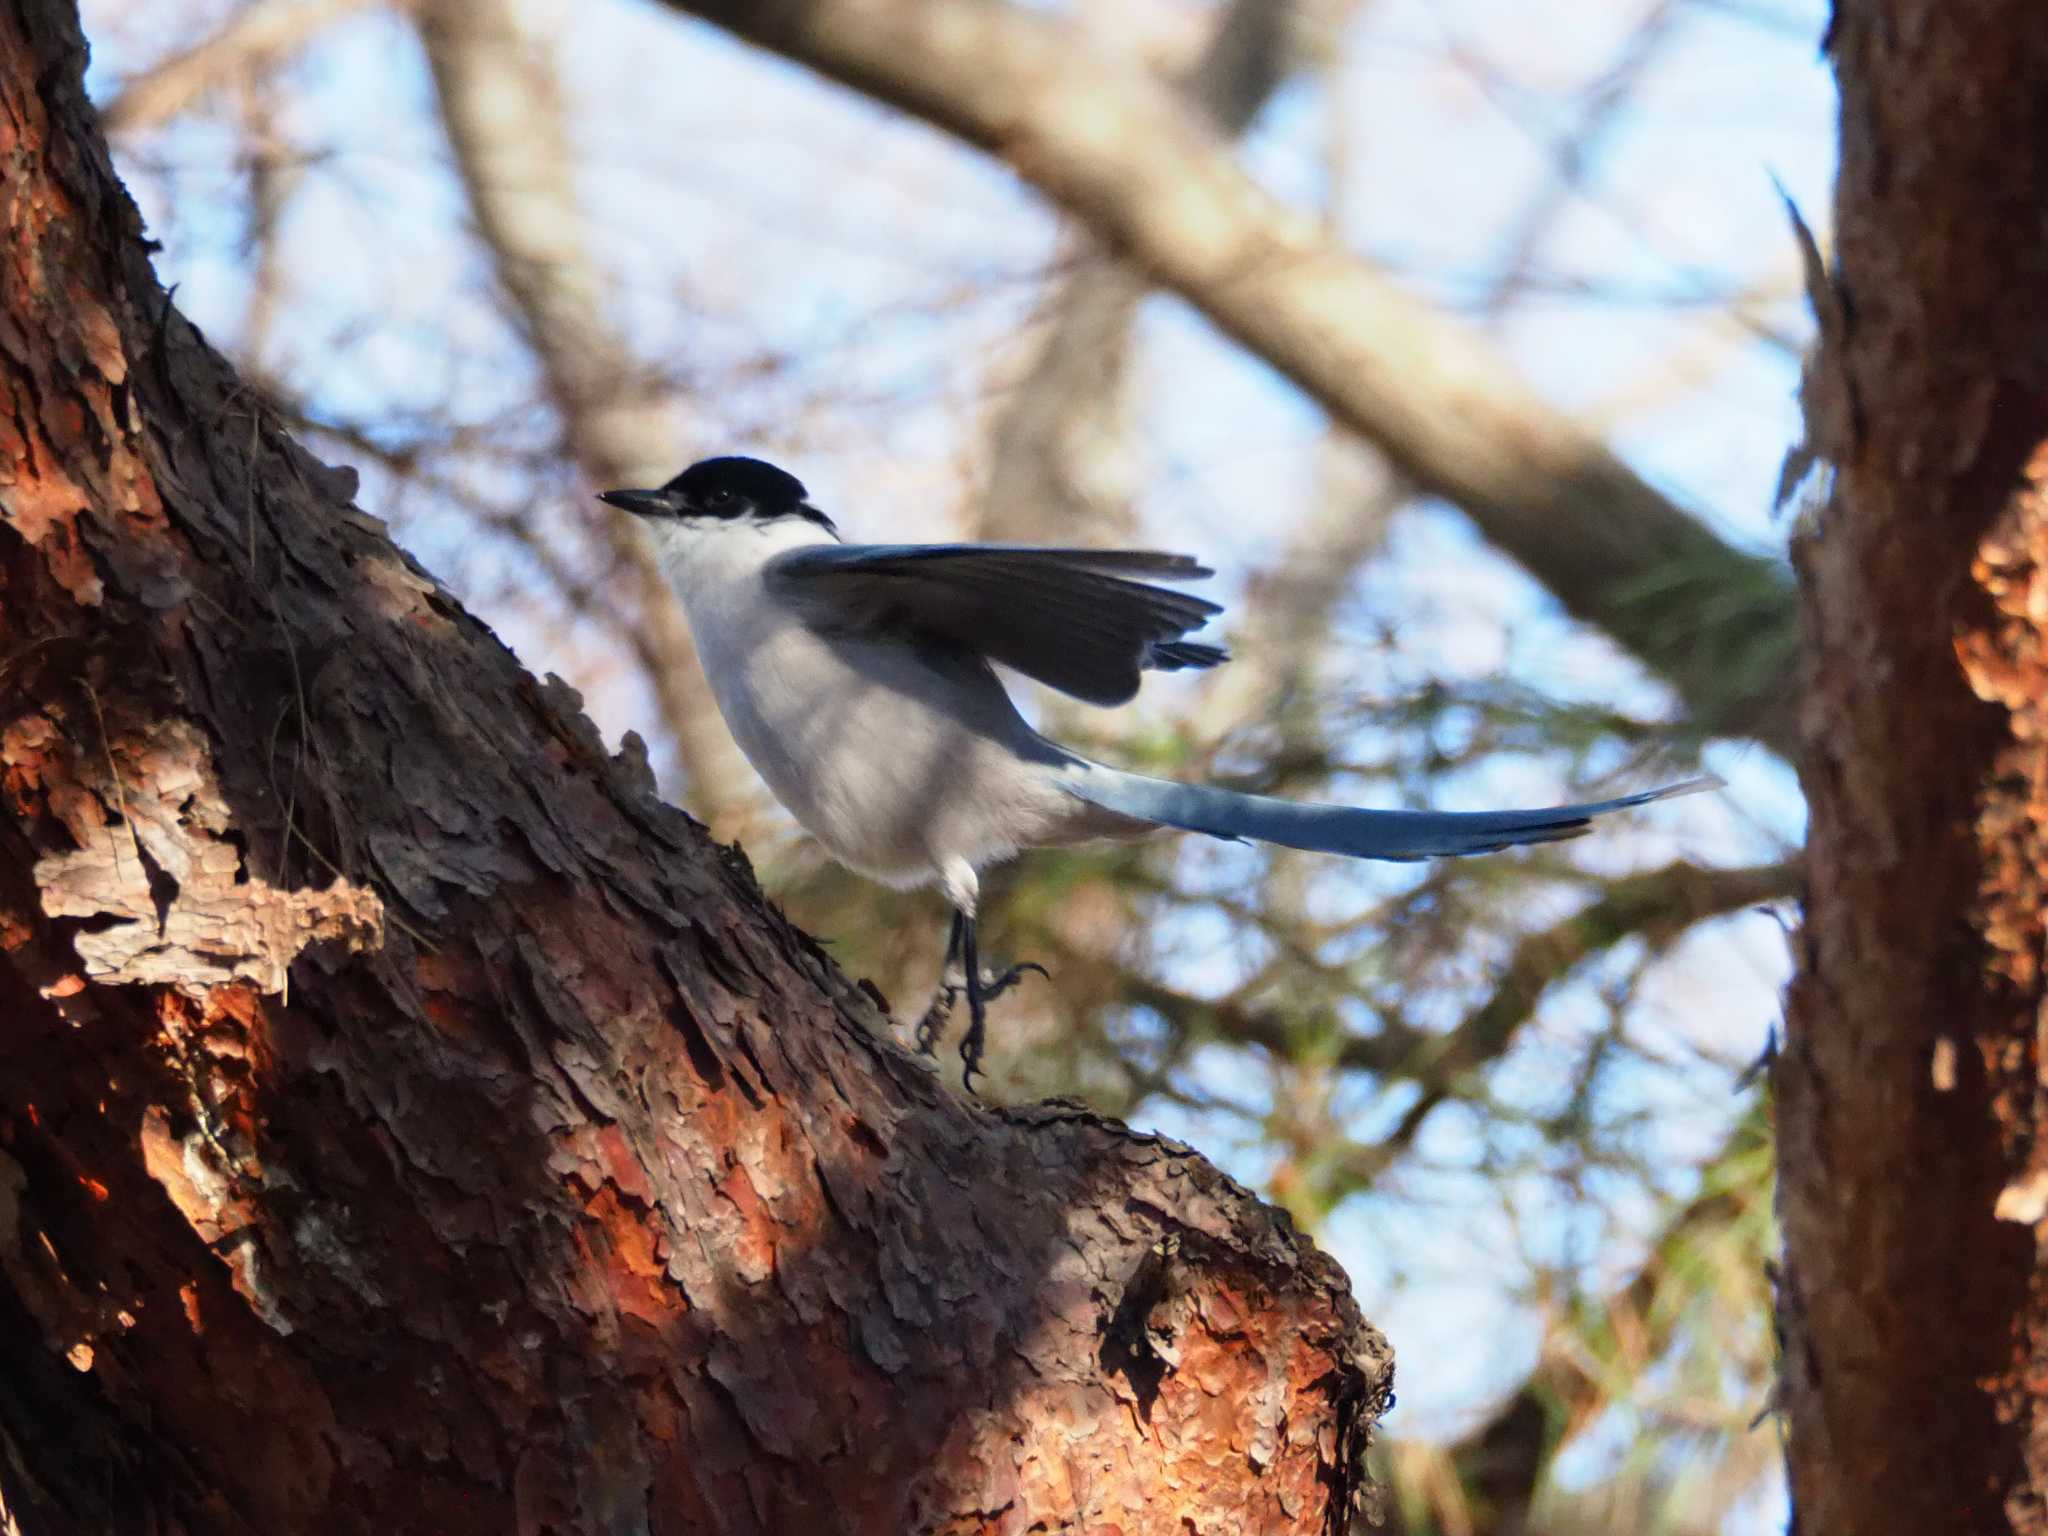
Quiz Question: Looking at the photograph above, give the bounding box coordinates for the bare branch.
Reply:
[1125,858,1793,1097]
[1330,857,1793,1192]
[665,0,1797,754]
[1465,1,1684,315]
[1188,442,1401,738]
[1389,1110,1774,1535]
[99,0,381,133]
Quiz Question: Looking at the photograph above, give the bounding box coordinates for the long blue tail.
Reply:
[1059,762,1717,862]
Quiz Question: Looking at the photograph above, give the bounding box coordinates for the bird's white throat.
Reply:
[639,514,837,614]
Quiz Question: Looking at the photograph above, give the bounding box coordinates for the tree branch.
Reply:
[1389,1107,1774,1535]
[1125,858,1792,1096]
[1378,857,1792,1122]
[972,0,1314,544]
[98,0,382,133]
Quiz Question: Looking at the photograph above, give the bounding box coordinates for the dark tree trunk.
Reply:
[1780,2,2048,1530]
[0,4,1387,1532]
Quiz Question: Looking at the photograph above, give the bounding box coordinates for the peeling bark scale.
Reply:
[0,3,1388,1532]
[1781,3,2048,1532]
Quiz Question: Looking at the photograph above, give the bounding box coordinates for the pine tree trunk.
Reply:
[1781,2,2048,1530]
[0,4,1387,1531]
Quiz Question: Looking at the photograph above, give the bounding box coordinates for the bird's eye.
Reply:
[706,488,735,508]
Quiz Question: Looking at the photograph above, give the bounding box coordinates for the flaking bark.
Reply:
[0,3,1388,1532]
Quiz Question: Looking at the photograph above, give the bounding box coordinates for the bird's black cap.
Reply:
[598,455,831,530]
[665,456,808,509]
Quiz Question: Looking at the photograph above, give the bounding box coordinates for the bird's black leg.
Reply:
[956,921,1049,1093]
[914,909,967,1057]
[916,904,1049,1090]
[959,915,989,1092]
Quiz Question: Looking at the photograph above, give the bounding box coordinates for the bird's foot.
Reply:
[957,959,1049,1095]
[959,1006,990,1096]
[914,982,959,1057]
[978,960,1048,1004]
[914,961,1044,1066]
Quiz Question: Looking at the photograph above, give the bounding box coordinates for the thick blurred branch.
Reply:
[419,0,762,832]
[978,0,1392,735]
[974,0,1319,543]
[668,0,1796,754]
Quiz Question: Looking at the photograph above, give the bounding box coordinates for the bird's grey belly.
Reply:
[702,623,1077,886]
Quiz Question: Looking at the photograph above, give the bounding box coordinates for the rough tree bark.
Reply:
[1779,2,2048,1531]
[0,3,1388,1532]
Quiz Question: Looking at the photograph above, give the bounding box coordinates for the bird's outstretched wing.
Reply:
[765,543,1228,706]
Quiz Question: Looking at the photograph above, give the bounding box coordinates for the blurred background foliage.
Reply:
[83,0,1820,1527]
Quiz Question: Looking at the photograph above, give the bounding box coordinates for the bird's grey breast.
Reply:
[677,570,978,874]
[657,522,1104,884]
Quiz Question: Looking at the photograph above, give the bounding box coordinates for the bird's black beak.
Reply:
[597,488,669,518]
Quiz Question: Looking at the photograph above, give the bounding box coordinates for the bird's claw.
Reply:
[978,960,1049,1004]
[955,958,1048,1095]
[913,982,959,1057]
[960,1014,989,1096]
